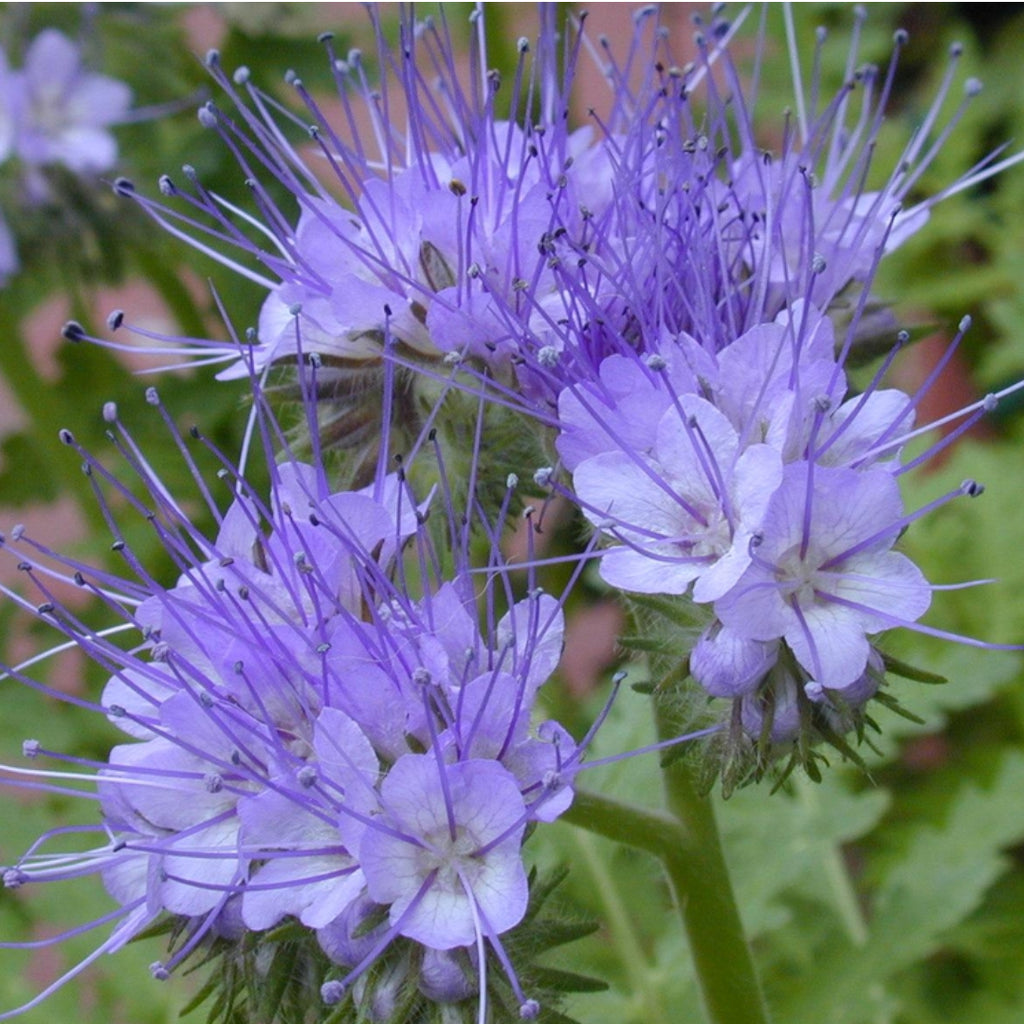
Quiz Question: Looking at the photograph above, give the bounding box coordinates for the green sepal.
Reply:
[178,968,222,1019]
[528,966,610,995]
[626,592,707,631]
[521,918,601,954]
[618,633,679,655]
[127,913,178,943]
[871,688,928,724]
[881,652,949,684]
[131,863,605,1024]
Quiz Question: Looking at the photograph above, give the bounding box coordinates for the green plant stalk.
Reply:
[654,704,771,1024]
[564,781,770,1024]
[562,789,681,859]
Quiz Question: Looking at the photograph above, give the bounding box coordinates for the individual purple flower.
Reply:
[554,339,713,471]
[237,706,377,932]
[689,624,780,701]
[739,663,803,746]
[358,754,528,950]
[440,666,577,822]
[715,462,932,692]
[99,692,257,919]
[675,302,916,472]
[0,26,133,283]
[571,393,782,603]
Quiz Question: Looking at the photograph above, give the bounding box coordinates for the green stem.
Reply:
[654,705,771,1024]
[562,788,681,859]
[563,781,770,1024]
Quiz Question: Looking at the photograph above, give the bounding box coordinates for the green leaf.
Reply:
[769,751,1024,1024]
[717,771,890,938]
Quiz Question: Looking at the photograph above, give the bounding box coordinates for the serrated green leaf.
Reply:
[716,771,890,938]
[770,752,1024,1024]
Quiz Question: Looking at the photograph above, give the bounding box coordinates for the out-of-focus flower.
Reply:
[0,212,15,283]
[0,51,17,282]
[8,28,131,174]
[0,26,133,283]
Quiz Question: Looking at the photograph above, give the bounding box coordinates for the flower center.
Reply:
[773,542,827,605]
[688,505,731,560]
[31,87,74,137]
[417,825,483,893]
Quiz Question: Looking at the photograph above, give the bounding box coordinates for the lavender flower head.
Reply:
[541,9,1024,780]
[0,374,585,1021]
[108,7,618,404]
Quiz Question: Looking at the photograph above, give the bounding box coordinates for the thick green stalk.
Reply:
[654,704,771,1024]
[562,789,682,859]
[563,780,770,1024]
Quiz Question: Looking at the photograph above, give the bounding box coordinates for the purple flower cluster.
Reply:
[541,10,1021,748]
[0,388,579,1019]
[3,4,1023,1019]
[557,303,948,743]
[113,8,616,390]
[103,5,1017,751]
[0,28,132,281]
